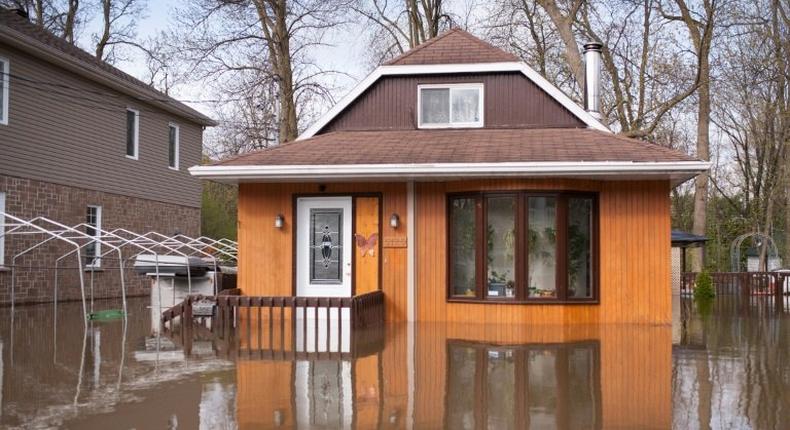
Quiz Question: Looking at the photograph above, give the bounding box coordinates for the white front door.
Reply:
[296,197,353,298]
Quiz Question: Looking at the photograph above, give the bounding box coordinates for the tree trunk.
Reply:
[95,0,111,60]
[63,0,79,44]
[254,0,299,143]
[691,56,710,271]
[537,0,585,89]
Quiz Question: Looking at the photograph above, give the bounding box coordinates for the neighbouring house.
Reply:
[191,28,708,324]
[0,8,215,305]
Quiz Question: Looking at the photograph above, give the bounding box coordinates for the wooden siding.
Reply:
[320,73,585,133]
[355,197,380,294]
[415,179,672,325]
[238,179,671,324]
[0,43,203,208]
[237,183,408,321]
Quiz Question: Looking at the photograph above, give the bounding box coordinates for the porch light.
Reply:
[274,214,284,229]
[390,213,400,229]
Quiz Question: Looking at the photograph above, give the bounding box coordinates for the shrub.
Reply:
[694,270,716,301]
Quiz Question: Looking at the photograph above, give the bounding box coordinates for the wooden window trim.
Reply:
[447,191,599,305]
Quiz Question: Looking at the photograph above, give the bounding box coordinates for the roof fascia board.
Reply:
[297,61,610,140]
[190,161,710,181]
[0,28,217,126]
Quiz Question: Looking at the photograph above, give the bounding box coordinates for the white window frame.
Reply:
[417,83,484,129]
[0,56,9,126]
[0,192,5,267]
[85,205,102,268]
[168,123,180,170]
[125,108,139,159]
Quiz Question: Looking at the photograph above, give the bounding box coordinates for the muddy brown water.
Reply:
[0,297,787,429]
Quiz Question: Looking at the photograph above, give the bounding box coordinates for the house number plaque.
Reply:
[383,236,407,248]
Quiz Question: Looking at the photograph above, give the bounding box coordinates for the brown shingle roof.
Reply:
[0,8,215,126]
[385,28,519,66]
[215,129,698,166]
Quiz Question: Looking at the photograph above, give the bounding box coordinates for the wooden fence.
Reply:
[161,290,386,358]
[681,272,789,311]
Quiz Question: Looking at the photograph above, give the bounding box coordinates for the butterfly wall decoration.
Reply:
[355,233,378,257]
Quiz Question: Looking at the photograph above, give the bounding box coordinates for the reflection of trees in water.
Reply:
[673,297,790,429]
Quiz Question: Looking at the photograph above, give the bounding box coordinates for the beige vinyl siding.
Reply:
[0,44,203,208]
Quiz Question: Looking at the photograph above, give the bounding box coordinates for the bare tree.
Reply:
[353,0,454,64]
[171,0,349,145]
[660,0,719,271]
[94,0,144,62]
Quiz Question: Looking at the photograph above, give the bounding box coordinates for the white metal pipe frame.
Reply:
[0,211,237,328]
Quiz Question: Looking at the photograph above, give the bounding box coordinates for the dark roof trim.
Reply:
[671,230,708,247]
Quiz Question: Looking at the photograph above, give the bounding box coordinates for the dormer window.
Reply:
[418,83,484,128]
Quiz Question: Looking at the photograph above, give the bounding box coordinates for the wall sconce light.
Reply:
[274,214,284,229]
[389,213,400,229]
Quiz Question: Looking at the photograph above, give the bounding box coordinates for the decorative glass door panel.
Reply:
[297,197,353,298]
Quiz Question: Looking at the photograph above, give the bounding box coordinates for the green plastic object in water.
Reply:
[87,309,125,320]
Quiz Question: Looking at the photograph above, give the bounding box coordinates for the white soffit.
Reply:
[297,62,611,140]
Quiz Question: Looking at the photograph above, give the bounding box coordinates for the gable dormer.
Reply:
[306,29,601,138]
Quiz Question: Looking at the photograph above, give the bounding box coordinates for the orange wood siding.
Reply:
[238,179,671,324]
[415,179,672,325]
[355,197,380,294]
[237,183,408,321]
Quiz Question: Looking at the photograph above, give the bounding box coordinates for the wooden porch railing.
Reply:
[681,272,789,311]
[161,290,386,358]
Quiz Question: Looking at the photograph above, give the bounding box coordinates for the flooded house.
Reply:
[0,8,216,305]
[191,28,709,325]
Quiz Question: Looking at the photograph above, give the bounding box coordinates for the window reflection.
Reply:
[450,198,477,297]
[446,341,601,429]
[486,196,516,299]
[528,197,557,298]
[568,197,594,298]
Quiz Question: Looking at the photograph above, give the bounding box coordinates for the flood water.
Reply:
[0,297,787,429]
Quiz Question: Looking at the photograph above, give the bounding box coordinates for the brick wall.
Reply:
[0,174,200,305]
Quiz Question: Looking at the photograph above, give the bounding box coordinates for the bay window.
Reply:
[448,192,598,303]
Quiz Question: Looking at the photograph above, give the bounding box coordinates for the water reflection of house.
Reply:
[235,323,672,429]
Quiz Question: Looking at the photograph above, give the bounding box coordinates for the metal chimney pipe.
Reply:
[583,42,603,119]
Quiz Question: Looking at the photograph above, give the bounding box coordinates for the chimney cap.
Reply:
[583,42,603,52]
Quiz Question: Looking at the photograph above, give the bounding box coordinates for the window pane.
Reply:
[85,207,100,265]
[528,197,557,298]
[451,88,480,123]
[0,60,6,119]
[310,208,343,284]
[486,196,516,298]
[450,197,477,297]
[420,88,450,124]
[568,198,593,298]
[126,110,136,156]
[169,126,177,167]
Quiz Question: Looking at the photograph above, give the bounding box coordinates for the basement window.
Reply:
[418,83,483,128]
